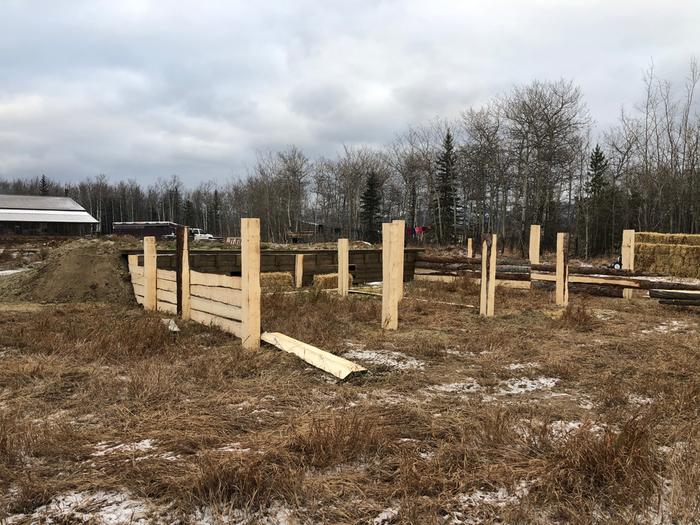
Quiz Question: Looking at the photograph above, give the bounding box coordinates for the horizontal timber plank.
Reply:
[133,282,144,296]
[129,266,144,278]
[190,295,242,321]
[261,332,366,380]
[156,279,176,292]
[156,288,177,305]
[190,269,241,289]
[190,284,242,306]
[157,300,177,314]
[190,309,242,337]
[156,269,176,282]
[531,272,641,288]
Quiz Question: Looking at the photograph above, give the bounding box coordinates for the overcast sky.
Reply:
[0,0,698,186]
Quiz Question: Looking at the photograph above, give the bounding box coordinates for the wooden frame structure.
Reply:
[128,219,261,349]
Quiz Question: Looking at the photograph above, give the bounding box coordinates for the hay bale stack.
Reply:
[635,242,700,278]
[261,272,293,292]
[636,232,700,246]
[312,272,353,290]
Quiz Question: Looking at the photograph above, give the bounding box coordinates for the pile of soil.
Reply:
[0,238,135,305]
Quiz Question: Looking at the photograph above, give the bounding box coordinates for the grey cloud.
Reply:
[0,0,698,186]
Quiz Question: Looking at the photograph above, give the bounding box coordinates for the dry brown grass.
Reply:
[1,273,700,522]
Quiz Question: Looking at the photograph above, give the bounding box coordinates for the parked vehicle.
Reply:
[190,228,217,242]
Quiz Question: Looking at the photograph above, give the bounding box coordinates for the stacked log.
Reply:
[649,289,700,307]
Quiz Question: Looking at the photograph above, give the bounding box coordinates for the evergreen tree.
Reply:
[183,199,196,227]
[40,174,49,196]
[434,129,459,244]
[584,144,611,256]
[360,171,382,242]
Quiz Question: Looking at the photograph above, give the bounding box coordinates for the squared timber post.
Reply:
[467,238,473,259]
[143,236,157,311]
[338,238,349,296]
[529,224,541,265]
[487,234,497,317]
[294,253,304,289]
[241,218,261,349]
[392,220,405,300]
[177,226,191,320]
[382,222,398,330]
[479,238,490,316]
[622,229,635,299]
[555,232,569,307]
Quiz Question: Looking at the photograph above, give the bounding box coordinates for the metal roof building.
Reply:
[0,194,98,235]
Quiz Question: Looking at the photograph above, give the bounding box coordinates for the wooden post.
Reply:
[382,222,398,330]
[241,218,261,349]
[622,229,635,299]
[392,220,405,300]
[487,233,497,317]
[294,254,304,289]
[529,224,541,265]
[555,232,569,307]
[467,238,473,259]
[479,238,490,316]
[143,236,157,311]
[338,238,349,296]
[180,227,191,320]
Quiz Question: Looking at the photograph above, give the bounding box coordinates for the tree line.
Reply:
[1,61,699,256]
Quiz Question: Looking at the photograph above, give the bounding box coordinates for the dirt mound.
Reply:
[0,238,135,305]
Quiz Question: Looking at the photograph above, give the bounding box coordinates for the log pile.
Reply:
[649,289,700,307]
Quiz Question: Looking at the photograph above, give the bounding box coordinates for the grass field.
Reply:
[1,268,699,523]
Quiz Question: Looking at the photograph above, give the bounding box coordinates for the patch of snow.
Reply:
[5,491,154,524]
[549,420,605,438]
[505,362,539,371]
[0,268,27,276]
[497,377,559,395]
[191,501,297,525]
[373,506,399,524]
[214,442,252,454]
[641,320,693,335]
[456,480,531,509]
[92,439,155,457]
[343,348,424,370]
[628,393,654,405]
[428,380,481,395]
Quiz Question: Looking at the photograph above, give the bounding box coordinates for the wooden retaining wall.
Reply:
[123,248,420,285]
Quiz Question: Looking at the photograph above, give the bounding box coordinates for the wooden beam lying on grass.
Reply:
[261,331,367,380]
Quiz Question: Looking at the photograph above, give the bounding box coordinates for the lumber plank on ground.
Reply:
[190,269,242,289]
[190,295,242,321]
[190,309,242,337]
[261,331,366,380]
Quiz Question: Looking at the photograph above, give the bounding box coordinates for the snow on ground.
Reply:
[448,481,531,523]
[92,439,155,457]
[0,268,27,276]
[427,380,481,395]
[497,377,560,395]
[641,320,694,335]
[372,506,399,524]
[5,491,154,524]
[505,362,540,371]
[343,346,424,370]
[628,393,654,405]
[191,501,298,525]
